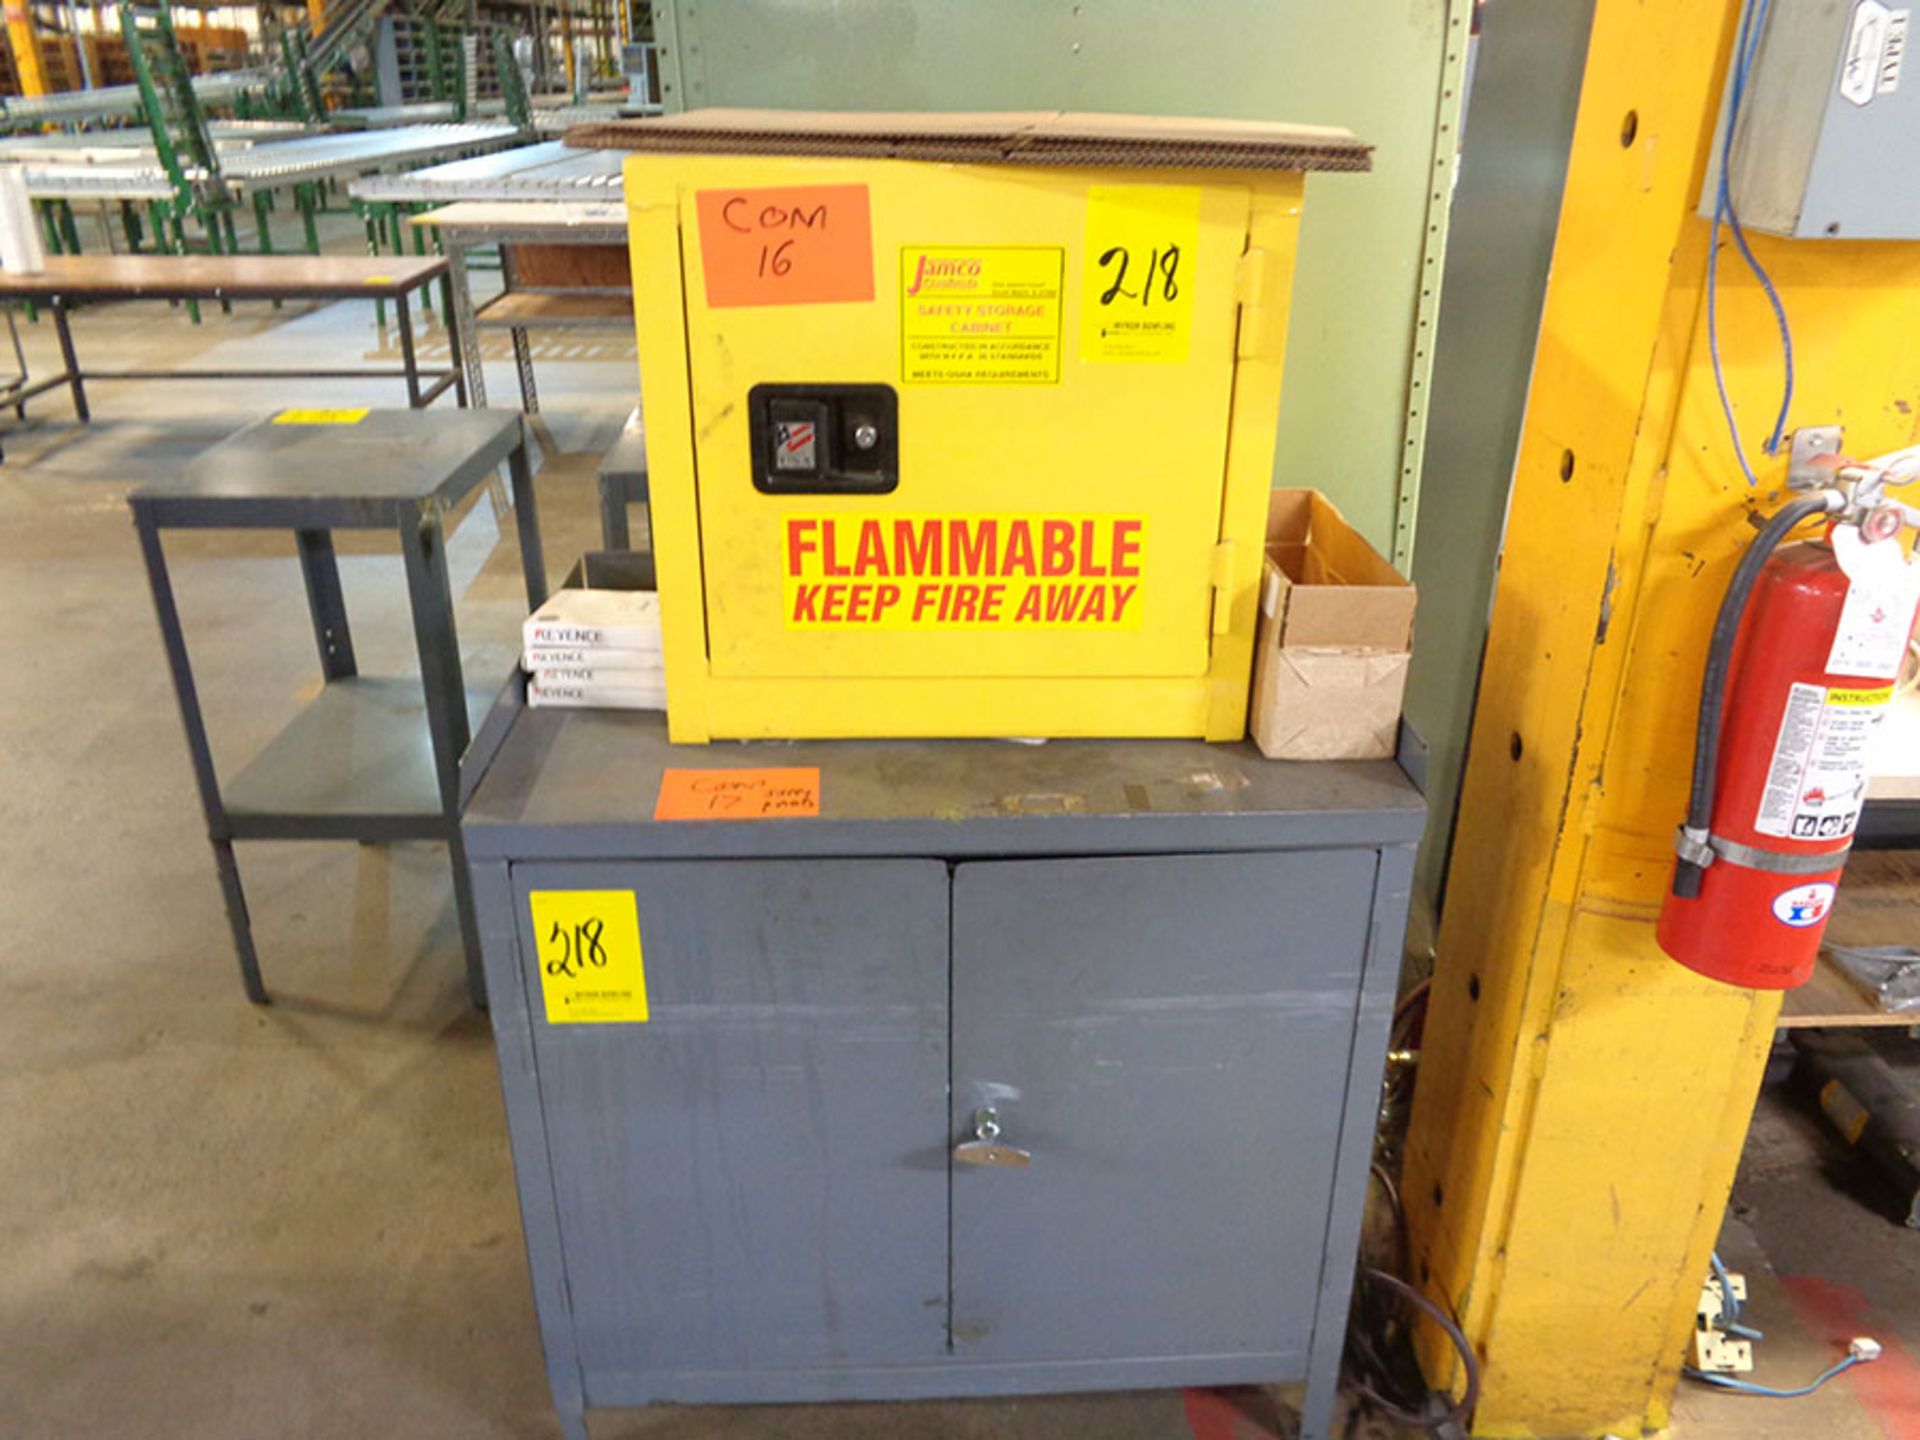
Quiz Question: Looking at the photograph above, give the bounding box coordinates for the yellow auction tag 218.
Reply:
[1079,185,1201,364]
[274,407,369,425]
[529,890,649,1024]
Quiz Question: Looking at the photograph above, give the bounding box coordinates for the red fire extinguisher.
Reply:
[1659,479,1920,989]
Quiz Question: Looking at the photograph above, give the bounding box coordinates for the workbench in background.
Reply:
[410,200,630,412]
[1780,851,1920,1029]
[0,254,466,443]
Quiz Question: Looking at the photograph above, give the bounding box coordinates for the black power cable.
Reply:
[1347,1267,1480,1433]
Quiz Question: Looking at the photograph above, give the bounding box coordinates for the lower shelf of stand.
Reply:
[221,676,493,841]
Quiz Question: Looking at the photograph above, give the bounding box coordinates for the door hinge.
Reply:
[1235,248,1272,359]
[1210,539,1236,635]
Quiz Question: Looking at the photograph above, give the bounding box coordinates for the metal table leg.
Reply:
[397,502,485,1008]
[499,240,538,413]
[1,301,29,415]
[252,191,284,312]
[396,291,423,408]
[508,432,547,607]
[51,301,87,422]
[362,202,387,328]
[511,327,539,413]
[253,190,275,253]
[294,529,357,679]
[446,242,488,409]
[296,183,321,255]
[597,472,631,551]
[133,511,267,1004]
[408,207,434,314]
[440,271,469,408]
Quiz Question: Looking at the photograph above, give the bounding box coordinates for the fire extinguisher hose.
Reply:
[1673,493,1839,899]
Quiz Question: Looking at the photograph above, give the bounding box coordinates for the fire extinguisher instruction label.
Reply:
[1754,682,1894,840]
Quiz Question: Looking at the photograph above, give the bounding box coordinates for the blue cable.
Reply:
[1708,0,1797,486]
[1687,1356,1861,1399]
[1709,1251,1763,1340]
[1710,1252,1741,1322]
[1696,1253,1869,1398]
[1721,0,1796,454]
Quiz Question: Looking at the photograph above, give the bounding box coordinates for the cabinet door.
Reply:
[680,160,1254,683]
[950,851,1376,1367]
[513,859,950,1389]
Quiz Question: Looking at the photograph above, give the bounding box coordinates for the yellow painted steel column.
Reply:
[1403,0,1920,1433]
[5,0,50,95]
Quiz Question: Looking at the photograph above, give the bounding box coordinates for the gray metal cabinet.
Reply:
[463,696,1423,1440]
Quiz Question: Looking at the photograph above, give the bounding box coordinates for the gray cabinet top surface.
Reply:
[463,699,1424,860]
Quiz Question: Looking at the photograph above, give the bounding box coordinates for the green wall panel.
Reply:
[1403,0,1594,908]
[655,0,1453,550]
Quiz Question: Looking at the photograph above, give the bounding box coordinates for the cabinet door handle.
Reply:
[952,1106,1031,1167]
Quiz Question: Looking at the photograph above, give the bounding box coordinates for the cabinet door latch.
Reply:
[952,1106,1031,1168]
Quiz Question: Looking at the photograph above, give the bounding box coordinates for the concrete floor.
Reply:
[1698,1050,1920,1439]
[1,212,1915,1440]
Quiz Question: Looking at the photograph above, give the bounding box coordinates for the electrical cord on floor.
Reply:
[1691,1256,1881,1399]
[1707,0,1796,487]
[1348,1019,1474,1435]
[1686,1355,1863,1399]
[1348,1268,1481,1433]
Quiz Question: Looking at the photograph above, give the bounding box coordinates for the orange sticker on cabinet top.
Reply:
[694,185,874,308]
[654,767,821,821]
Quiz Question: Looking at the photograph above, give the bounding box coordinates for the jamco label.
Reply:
[783,514,1146,628]
[899,246,1063,385]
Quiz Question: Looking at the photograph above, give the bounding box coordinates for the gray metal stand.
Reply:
[459,695,1424,1440]
[131,409,545,1007]
[595,421,648,554]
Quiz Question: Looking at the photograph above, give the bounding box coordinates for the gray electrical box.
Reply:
[1704,0,1920,238]
[620,41,660,111]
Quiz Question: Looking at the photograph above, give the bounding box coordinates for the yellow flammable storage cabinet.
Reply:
[578,110,1371,741]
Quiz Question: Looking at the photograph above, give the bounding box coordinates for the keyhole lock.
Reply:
[952,1106,1032,1168]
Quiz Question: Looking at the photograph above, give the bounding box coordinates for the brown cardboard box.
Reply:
[1249,490,1415,760]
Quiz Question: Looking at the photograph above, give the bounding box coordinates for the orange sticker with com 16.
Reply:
[695,185,874,308]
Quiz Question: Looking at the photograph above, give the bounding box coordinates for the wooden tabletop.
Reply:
[1779,850,1920,1028]
[0,253,448,300]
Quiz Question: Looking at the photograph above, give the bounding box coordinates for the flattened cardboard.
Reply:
[1251,490,1415,761]
[568,107,1372,174]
